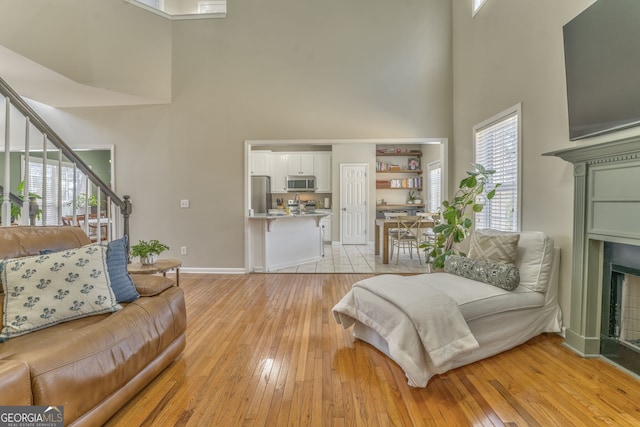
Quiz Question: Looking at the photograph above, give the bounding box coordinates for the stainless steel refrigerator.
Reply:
[251,175,272,214]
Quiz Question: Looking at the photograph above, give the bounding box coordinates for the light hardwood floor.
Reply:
[106,273,640,426]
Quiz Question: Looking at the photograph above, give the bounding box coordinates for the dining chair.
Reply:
[417,212,439,245]
[384,212,408,260]
[390,215,422,264]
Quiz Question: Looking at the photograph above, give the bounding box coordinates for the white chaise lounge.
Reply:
[332,231,562,387]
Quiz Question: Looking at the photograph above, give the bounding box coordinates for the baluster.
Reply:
[95,187,102,242]
[72,163,77,225]
[29,197,38,226]
[42,134,47,225]
[57,150,62,224]
[106,195,112,241]
[2,97,11,227]
[83,174,89,236]
[23,117,30,224]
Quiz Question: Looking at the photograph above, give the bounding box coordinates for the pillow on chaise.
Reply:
[444,255,520,291]
[468,229,520,264]
[0,243,121,341]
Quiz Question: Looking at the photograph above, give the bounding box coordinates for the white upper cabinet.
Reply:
[286,153,315,175]
[314,153,332,193]
[256,150,331,194]
[269,153,288,193]
[250,151,271,175]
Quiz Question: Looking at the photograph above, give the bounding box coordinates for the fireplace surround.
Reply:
[546,135,640,374]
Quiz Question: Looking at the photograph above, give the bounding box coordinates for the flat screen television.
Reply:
[563,0,640,141]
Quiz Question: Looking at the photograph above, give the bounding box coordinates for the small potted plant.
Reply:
[407,190,417,204]
[130,239,169,265]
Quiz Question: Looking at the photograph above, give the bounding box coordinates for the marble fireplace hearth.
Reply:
[546,135,640,375]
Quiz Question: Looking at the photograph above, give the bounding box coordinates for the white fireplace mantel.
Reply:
[544,135,640,356]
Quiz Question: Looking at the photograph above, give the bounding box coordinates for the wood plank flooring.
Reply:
[106,273,640,426]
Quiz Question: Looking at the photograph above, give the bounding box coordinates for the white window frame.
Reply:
[22,155,90,226]
[472,103,522,232]
[426,160,442,214]
[473,0,487,17]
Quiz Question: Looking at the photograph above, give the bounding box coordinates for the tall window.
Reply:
[23,156,89,225]
[473,103,521,232]
[427,161,441,213]
[473,0,487,16]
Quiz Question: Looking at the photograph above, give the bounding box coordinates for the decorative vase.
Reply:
[414,199,422,204]
[140,253,158,265]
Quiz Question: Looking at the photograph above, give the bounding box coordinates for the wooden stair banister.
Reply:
[0,76,132,245]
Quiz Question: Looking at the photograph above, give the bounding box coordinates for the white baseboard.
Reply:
[179,267,246,274]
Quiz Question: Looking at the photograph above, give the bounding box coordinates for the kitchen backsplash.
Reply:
[274,193,332,209]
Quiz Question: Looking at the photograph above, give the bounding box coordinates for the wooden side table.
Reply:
[128,259,182,286]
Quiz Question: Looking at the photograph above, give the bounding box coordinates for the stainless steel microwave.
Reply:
[286,176,316,192]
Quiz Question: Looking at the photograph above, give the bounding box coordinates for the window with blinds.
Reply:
[23,156,88,225]
[473,104,521,232]
[427,161,441,213]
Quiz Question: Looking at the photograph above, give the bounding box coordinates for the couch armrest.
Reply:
[130,274,176,297]
[0,360,32,405]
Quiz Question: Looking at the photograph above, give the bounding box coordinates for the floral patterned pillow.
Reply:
[1,243,121,341]
[444,255,520,291]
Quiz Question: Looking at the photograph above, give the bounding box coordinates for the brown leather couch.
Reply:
[0,226,187,426]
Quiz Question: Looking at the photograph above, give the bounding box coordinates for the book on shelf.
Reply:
[383,177,423,189]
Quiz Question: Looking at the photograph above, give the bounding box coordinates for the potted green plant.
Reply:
[66,192,103,214]
[420,163,498,270]
[130,239,170,265]
[407,190,417,204]
[0,181,42,223]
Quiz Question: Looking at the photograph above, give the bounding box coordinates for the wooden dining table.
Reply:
[374,216,435,264]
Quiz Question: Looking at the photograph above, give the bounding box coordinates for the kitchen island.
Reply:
[248,211,329,272]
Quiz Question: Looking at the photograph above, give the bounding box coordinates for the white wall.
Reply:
[12,0,453,270]
[451,0,640,328]
[0,0,172,103]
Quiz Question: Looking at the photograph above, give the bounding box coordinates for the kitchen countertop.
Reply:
[249,211,329,219]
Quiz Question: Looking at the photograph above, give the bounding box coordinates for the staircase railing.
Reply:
[0,77,132,243]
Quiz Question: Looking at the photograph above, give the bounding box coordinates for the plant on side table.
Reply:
[130,239,170,265]
[420,163,498,270]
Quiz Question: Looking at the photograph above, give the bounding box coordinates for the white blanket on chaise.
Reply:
[332,274,479,387]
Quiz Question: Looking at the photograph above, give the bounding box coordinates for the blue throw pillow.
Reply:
[106,236,139,303]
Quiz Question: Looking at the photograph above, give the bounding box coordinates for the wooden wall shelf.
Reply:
[376,170,422,174]
[376,151,422,157]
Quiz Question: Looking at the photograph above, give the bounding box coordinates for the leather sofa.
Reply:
[0,226,187,426]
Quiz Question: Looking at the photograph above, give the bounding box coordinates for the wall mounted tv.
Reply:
[563,0,640,141]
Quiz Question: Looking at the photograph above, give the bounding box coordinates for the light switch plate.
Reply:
[180,199,190,208]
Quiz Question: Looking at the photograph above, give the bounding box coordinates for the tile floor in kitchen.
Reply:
[271,243,431,274]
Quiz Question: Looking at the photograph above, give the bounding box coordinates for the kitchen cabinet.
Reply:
[269,153,288,193]
[314,153,332,193]
[286,153,315,175]
[251,151,271,175]
[320,215,332,242]
[248,213,327,272]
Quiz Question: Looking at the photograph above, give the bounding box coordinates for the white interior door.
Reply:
[340,163,368,244]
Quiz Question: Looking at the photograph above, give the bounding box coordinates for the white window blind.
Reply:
[24,156,88,225]
[427,161,441,213]
[473,104,520,232]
